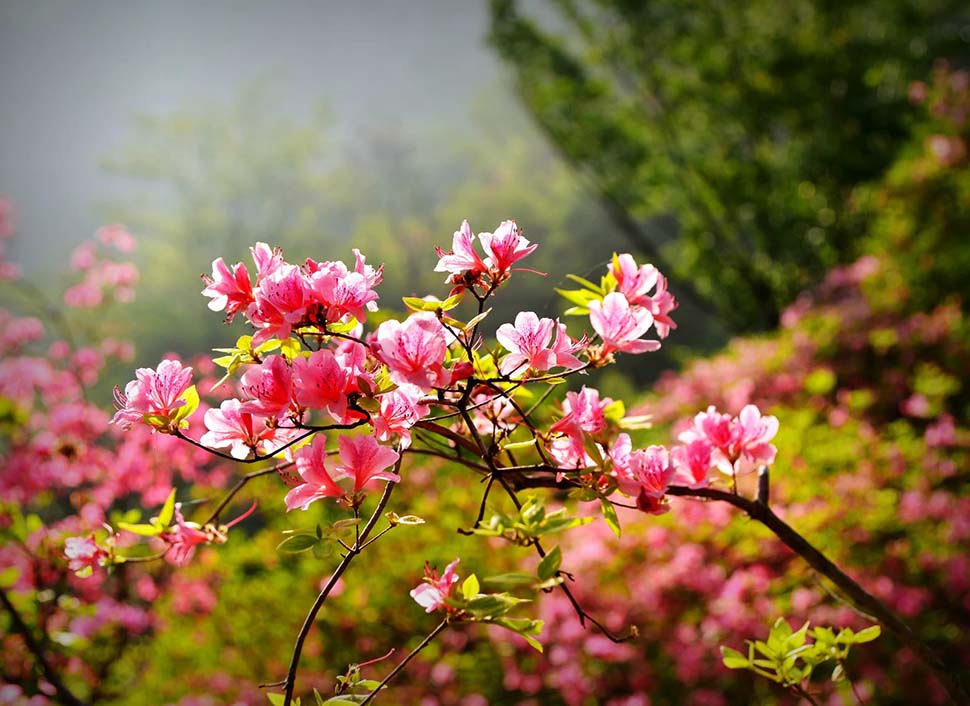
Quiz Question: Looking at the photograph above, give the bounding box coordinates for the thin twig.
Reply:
[282,475,399,706]
[358,620,449,706]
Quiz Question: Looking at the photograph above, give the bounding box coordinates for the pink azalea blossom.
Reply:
[479,220,538,274]
[64,536,105,576]
[306,250,383,323]
[251,242,284,282]
[161,505,211,567]
[284,436,347,511]
[496,311,557,376]
[333,434,401,493]
[373,384,429,448]
[550,321,586,370]
[96,224,136,252]
[375,312,449,390]
[239,355,294,419]
[588,292,661,355]
[610,434,674,500]
[434,220,487,277]
[670,438,713,489]
[733,404,779,466]
[292,349,349,420]
[679,404,778,474]
[410,557,461,613]
[609,254,678,338]
[550,386,611,438]
[247,263,307,344]
[548,433,597,470]
[201,257,254,322]
[111,359,194,429]
[201,398,298,459]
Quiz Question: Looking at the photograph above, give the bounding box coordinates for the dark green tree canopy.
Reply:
[489,0,969,330]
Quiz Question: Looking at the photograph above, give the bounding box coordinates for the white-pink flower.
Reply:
[434,220,487,277]
[588,292,661,355]
[496,311,557,376]
[410,557,460,613]
[373,384,429,448]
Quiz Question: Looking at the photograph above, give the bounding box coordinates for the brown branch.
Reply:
[282,474,399,706]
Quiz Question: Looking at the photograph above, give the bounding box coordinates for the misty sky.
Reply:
[0,0,523,270]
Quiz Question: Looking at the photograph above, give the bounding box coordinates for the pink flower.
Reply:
[679,404,778,474]
[64,536,105,576]
[670,438,713,489]
[610,434,674,501]
[375,313,449,390]
[292,349,349,420]
[435,220,488,277]
[161,505,210,567]
[111,359,194,429]
[733,404,778,466]
[410,558,461,613]
[479,220,537,274]
[550,386,611,438]
[333,434,401,493]
[609,254,678,339]
[251,242,284,282]
[247,263,307,344]
[550,322,586,370]
[96,224,136,252]
[589,292,661,355]
[496,311,557,376]
[202,257,254,323]
[306,250,383,323]
[373,384,429,448]
[201,398,298,459]
[284,436,347,511]
[239,355,294,419]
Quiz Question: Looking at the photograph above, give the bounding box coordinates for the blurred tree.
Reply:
[488,0,970,329]
[103,85,719,379]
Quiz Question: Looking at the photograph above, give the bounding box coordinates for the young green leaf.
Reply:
[536,546,562,581]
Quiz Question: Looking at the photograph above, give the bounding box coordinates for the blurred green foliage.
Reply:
[488,0,970,329]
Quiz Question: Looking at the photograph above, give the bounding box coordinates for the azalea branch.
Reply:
[201,464,288,526]
[282,474,399,706]
[173,428,316,463]
[358,619,449,706]
[0,587,90,706]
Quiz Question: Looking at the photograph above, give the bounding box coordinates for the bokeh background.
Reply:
[2,1,969,705]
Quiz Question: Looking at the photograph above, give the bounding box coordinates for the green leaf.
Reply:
[850,625,881,643]
[721,646,750,669]
[276,533,320,553]
[565,273,603,293]
[536,546,562,581]
[156,488,177,529]
[500,438,537,451]
[440,292,465,311]
[173,385,200,424]
[483,573,536,587]
[492,617,545,652]
[267,694,285,706]
[464,307,491,330]
[600,498,621,538]
[117,521,165,537]
[0,566,20,588]
[314,689,327,706]
[463,593,530,619]
[461,574,480,601]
